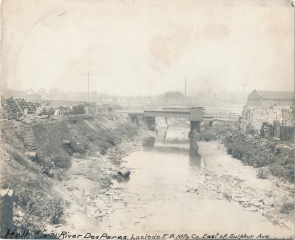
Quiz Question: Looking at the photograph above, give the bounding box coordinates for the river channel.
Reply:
[100,121,293,238]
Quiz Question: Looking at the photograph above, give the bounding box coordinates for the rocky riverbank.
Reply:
[48,128,155,234]
[186,141,294,231]
[1,112,154,236]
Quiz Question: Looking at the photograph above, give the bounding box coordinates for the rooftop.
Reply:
[256,90,294,100]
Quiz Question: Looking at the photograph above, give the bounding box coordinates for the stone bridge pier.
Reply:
[129,115,138,124]
[128,113,144,125]
[190,121,200,132]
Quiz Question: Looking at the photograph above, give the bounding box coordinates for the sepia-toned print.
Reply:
[0,0,294,239]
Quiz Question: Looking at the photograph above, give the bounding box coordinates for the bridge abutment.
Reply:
[129,115,138,124]
[144,117,156,130]
[143,107,203,132]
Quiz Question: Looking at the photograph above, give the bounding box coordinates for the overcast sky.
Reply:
[1,0,294,96]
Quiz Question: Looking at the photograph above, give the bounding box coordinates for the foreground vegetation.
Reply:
[1,113,138,232]
[194,121,294,183]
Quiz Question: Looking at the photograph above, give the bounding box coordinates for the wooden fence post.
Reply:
[0,189,13,238]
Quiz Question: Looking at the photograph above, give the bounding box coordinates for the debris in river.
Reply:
[62,139,71,145]
[187,188,198,193]
[223,193,232,201]
[26,151,37,160]
[117,168,131,177]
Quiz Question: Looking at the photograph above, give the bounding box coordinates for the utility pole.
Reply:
[84,71,95,101]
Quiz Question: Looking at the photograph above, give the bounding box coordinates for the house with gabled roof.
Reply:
[247,90,294,106]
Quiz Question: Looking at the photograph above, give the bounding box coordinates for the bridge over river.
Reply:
[118,107,204,131]
[117,107,236,131]
[143,107,203,131]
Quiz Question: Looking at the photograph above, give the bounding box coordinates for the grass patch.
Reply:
[32,122,72,170]
[2,147,64,231]
[1,114,139,232]
[68,118,138,155]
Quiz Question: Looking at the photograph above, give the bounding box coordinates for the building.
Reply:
[164,91,183,99]
[0,88,27,98]
[247,90,294,106]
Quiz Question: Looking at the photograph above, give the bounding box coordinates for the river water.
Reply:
[100,121,293,238]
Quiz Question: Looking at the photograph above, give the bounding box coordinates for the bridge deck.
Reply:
[144,110,190,119]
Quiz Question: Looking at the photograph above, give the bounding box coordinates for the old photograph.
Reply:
[0,0,294,239]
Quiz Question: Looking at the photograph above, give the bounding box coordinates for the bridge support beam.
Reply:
[129,115,138,124]
[190,121,200,132]
[144,117,156,131]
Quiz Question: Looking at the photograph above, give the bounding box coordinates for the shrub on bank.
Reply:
[1,114,140,233]
[68,117,138,155]
[280,202,294,214]
[224,132,294,182]
[197,131,217,142]
[269,165,294,182]
[70,141,86,154]
[257,168,270,179]
[33,122,73,171]
[2,153,65,231]
[194,122,235,141]
[194,121,294,183]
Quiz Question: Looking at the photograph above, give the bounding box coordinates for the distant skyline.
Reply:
[15,87,254,97]
[1,0,294,96]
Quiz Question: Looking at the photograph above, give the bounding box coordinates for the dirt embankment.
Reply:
[191,121,294,229]
[186,141,294,230]
[0,112,150,235]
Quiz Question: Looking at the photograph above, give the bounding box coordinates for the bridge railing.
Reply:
[162,108,190,112]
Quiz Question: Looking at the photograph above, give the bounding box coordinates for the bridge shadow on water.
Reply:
[143,145,190,154]
[142,136,202,168]
[189,152,202,168]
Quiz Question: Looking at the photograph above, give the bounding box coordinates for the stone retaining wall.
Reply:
[241,106,294,129]
[240,105,294,141]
